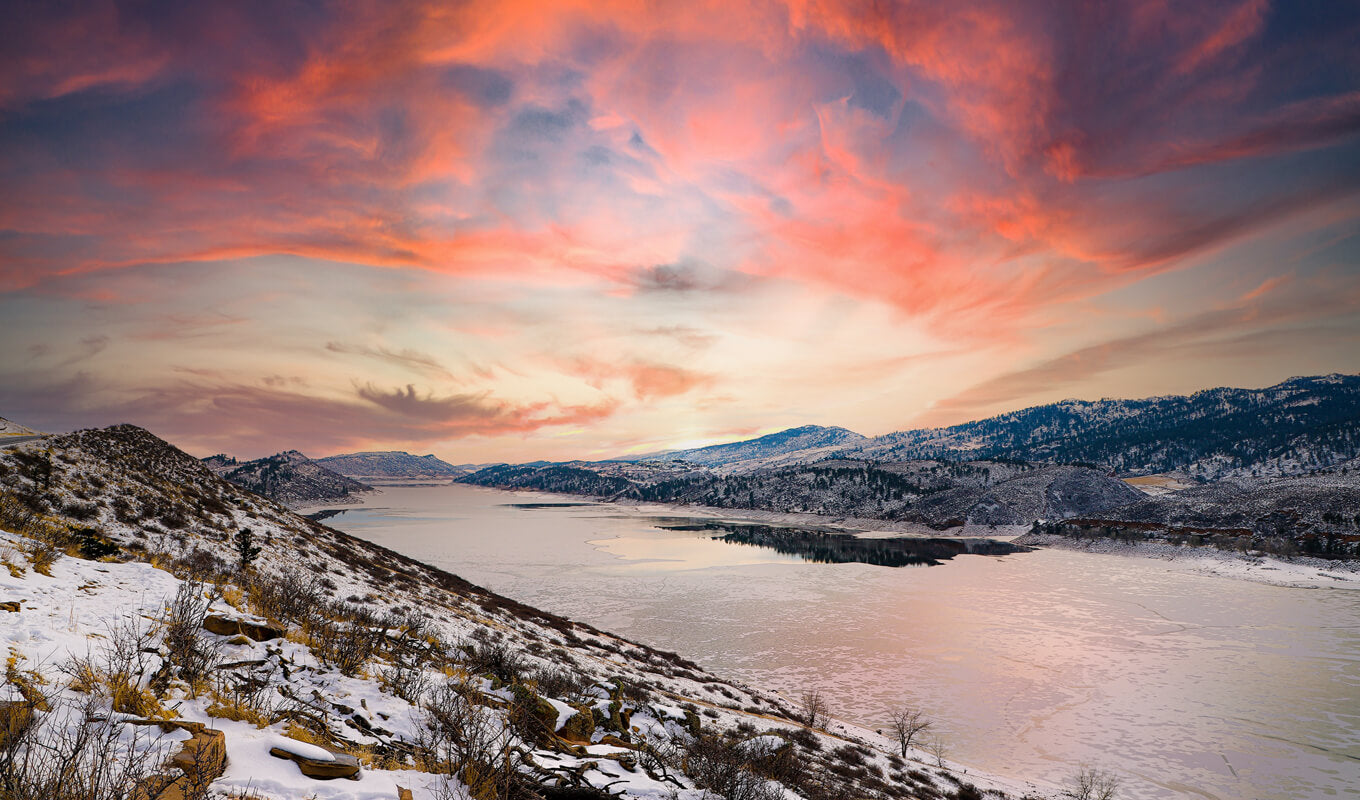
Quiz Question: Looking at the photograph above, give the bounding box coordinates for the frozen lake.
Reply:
[323,484,1360,799]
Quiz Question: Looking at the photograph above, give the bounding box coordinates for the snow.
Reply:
[267,734,336,761]
[1021,533,1360,589]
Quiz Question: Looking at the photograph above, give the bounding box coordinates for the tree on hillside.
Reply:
[888,707,932,756]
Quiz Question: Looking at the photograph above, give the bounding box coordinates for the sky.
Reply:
[1,0,1359,463]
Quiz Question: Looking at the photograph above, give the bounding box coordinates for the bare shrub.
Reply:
[379,611,446,702]
[0,694,172,800]
[532,665,591,702]
[415,679,527,799]
[207,664,279,727]
[20,539,60,577]
[799,688,829,729]
[380,658,431,704]
[463,638,525,684]
[60,615,162,716]
[310,615,385,677]
[1069,765,1120,800]
[682,733,783,800]
[158,580,222,692]
[245,568,326,629]
[928,735,948,768]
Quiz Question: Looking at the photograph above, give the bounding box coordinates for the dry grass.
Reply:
[205,688,271,727]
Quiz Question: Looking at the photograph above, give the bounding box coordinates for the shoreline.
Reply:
[303,486,1360,590]
[1014,532,1360,589]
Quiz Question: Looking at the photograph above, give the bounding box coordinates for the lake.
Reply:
[322,484,1360,799]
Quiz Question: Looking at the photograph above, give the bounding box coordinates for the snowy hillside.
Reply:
[0,424,1048,800]
[315,451,469,482]
[847,374,1360,479]
[616,426,867,469]
[204,449,375,506]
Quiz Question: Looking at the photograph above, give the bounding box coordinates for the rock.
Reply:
[0,601,19,612]
[558,706,595,743]
[510,683,559,745]
[269,743,362,780]
[203,614,284,641]
[130,721,227,800]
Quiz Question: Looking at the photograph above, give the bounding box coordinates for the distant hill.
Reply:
[315,450,468,481]
[848,374,1360,480]
[616,425,867,469]
[461,458,1142,528]
[0,416,41,437]
[204,450,374,506]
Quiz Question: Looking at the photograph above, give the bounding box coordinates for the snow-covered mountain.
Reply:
[616,425,867,469]
[847,374,1360,479]
[315,450,469,481]
[204,449,374,506]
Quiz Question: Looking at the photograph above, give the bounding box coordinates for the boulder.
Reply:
[269,741,362,780]
[203,614,284,641]
[130,721,227,800]
[557,706,595,743]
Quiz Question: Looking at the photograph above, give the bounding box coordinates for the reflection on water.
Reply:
[656,520,1029,567]
[325,485,1360,800]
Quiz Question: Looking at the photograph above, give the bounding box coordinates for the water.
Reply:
[324,485,1360,799]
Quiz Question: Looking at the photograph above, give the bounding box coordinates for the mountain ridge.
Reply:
[203,449,375,506]
[315,450,469,481]
[601,374,1360,480]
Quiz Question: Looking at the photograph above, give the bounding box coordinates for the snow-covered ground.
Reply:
[0,518,1053,799]
[1015,533,1360,589]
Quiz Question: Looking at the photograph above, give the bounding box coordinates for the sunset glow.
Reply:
[2,1,1358,461]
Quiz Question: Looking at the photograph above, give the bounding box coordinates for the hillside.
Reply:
[0,425,1042,800]
[1037,464,1360,558]
[316,450,469,482]
[617,426,867,470]
[848,374,1360,480]
[204,450,375,506]
[0,416,40,437]
[461,458,1141,529]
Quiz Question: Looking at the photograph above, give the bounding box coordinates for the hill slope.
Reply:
[205,450,374,505]
[618,425,867,469]
[315,450,468,481]
[849,374,1360,479]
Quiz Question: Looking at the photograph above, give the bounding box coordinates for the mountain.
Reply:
[616,425,868,470]
[0,423,1017,799]
[461,457,1142,528]
[315,450,468,481]
[205,449,374,506]
[846,374,1360,479]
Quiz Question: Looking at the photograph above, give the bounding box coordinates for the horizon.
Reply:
[2,2,1358,463]
[8,370,1353,464]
